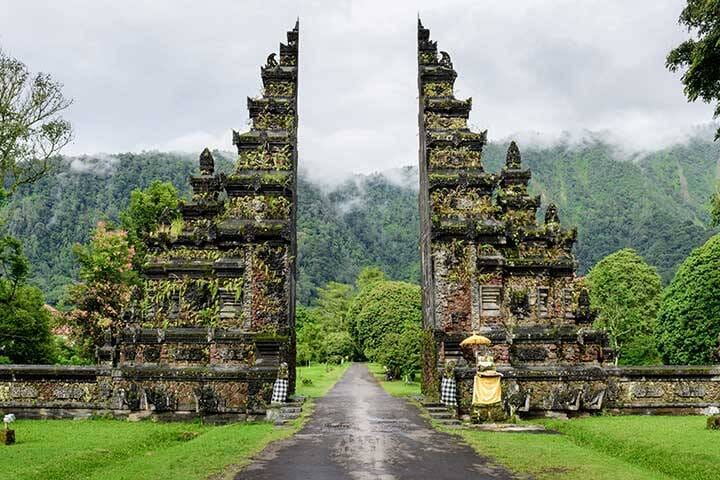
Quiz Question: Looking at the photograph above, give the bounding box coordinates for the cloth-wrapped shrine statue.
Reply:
[440,360,458,407]
[271,362,290,404]
[460,333,503,406]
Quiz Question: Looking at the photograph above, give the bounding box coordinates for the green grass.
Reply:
[4,363,349,480]
[296,362,350,398]
[449,415,720,480]
[367,362,421,397]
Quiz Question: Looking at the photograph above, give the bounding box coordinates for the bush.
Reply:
[0,283,56,363]
[349,280,421,361]
[375,321,422,380]
[657,234,720,364]
[322,331,354,361]
[587,248,662,365]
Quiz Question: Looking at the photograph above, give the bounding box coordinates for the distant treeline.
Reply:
[3,135,718,305]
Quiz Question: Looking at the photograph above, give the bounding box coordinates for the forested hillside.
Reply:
[3,135,718,305]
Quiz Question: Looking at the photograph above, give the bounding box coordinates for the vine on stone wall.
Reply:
[423,82,453,97]
[424,112,467,130]
[219,195,291,222]
[428,146,482,169]
[236,145,292,171]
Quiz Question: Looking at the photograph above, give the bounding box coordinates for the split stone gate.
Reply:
[1,20,719,420]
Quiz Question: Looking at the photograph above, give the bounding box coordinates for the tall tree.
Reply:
[657,234,720,364]
[711,185,720,227]
[667,0,720,139]
[0,236,55,363]
[120,180,180,266]
[66,222,138,356]
[0,49,73,198]
[587,249,663,365]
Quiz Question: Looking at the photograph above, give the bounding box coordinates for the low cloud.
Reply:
[1,0,715,185]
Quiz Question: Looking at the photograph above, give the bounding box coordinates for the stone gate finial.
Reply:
[506,141,522,169]
[266,53,278,68]
[545,203,560,224]
[199,147,214,175]
[439,51,453,69]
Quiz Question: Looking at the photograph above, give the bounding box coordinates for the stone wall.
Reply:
[0,364,276,420]
[455,365,720,417]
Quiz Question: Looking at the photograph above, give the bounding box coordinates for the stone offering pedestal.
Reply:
[1,429,15,445]
[471,403,506,423]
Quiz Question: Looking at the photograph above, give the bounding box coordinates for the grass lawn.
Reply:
[367,362,421,397]
[367,364,718,479]
[296,361,350,398]
[4,363,349,480]
[452,415,720,480]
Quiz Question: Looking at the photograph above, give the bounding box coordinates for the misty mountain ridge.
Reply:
[3,133,718,304]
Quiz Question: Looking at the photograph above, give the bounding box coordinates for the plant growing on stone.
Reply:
[431,188,498,219]
[264,82,294,97]
[422,82,453,97]
[236,145,291,170]
[429,146,482,169]
[424,112,467,130]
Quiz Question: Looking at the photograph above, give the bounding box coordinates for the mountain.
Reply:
[2,135,718,305]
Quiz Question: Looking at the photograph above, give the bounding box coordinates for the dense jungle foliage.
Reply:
[2,134,719,308]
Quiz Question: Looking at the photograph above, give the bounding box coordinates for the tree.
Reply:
[120,180,180,266]
[354,266,386,292]
[66,222,138,355]
[586,249,663,365]
[0,49,73,197]
[349,280,422,361]
[0,236,55,363]
[711,185,720,227]
[667,0,720,140]
[375,321,422,380]
[657,234,720,364]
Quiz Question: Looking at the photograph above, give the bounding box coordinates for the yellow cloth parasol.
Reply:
[460,333,492,347]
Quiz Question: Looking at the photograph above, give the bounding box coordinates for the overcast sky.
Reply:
[0,0,713,182]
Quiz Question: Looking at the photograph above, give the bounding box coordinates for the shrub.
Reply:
[587,248,662,365]
[375,321,423,380]
[349,280,421,361]
[657,234,720,364]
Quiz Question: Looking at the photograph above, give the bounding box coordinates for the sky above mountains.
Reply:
[0,0,714,182]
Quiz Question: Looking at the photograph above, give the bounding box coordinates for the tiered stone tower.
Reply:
[104,22,300,416]
[417,20,613,403]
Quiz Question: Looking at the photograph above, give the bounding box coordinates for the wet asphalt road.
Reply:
[235,363,513,480]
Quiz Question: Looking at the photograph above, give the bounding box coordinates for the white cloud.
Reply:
[0,0,714,184]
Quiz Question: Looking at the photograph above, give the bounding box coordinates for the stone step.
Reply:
[429,412,455,420]
[426,406,451,412]
[280,406,302,414]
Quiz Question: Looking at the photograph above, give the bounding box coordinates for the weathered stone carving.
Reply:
[417,19,613,404]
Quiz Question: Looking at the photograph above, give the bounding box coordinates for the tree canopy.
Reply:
[667,0,720,139]
[657,233,720,364]
[0,49,73,197]
[66,222,138,355]
[120,180,180,266]
[587,248,662,365]
[0,236,55,363]
[349,280,422,361]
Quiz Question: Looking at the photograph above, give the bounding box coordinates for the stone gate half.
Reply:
[417,19,720,417]
[0,21,299,420]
